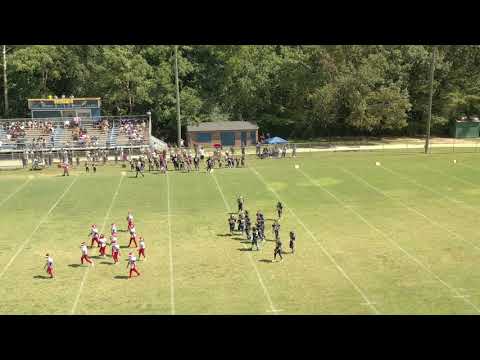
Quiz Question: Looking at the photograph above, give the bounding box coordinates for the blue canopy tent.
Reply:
[266,136,288,144]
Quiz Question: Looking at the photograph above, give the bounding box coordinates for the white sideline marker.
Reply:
[375,161,381,166]
[312,166,480,313]
[71,174,124,315]
[295,164,300,169]
[250,166,380,315]
[0,176,79,280]
[453,159,457,164]
[0,178,31,208]
[211,173,280,314]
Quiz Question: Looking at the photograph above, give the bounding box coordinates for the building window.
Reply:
[196,132,212,143]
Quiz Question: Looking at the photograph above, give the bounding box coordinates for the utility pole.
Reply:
[425,46,436,154]
[2,45,8,117]
[174,45,181,147]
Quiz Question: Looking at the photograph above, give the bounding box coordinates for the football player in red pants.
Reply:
[127,253,140,278]
[44,254,55,279]
[80,242,94,266]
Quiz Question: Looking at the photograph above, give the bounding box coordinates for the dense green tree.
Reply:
[3,45,480,141]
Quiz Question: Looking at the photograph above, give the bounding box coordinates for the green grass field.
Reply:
[2,151,480,314]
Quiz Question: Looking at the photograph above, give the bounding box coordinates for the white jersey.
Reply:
[127,214,133,222]
[112,243,120,252]
[111,224,117,233]
[46,257,54,268]
[99,238,106,247]
[128,256,137,268]
[130,227,136,234]
[91,227,99,235]
[81,245,88,255]
[139,240,145,249]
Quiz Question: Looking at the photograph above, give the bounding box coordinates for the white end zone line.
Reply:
[211,172,280,314]
[298,167,480,313]
[340,167,480,252]
[70,173,124,315]
[249,166,380,314]
[0,175,79,280]
[166,172,176,315]
[0,178,32,208]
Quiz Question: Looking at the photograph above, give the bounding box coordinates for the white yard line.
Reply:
[341,167,480,252]
[0,175,79,280]
[166,172,176,315]
[381,165,480,215]
[298,167,480,313]
[0,178,31,208]
[249,166,380,314]
[211,172,280,314]
[70,174,124,315]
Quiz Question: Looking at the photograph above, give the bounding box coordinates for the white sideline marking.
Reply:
[0,178,31,208]
[0,176,79,280]
[166,172,176,315]
[298,167,480,313]
[341,167,480,252]
[381,165,480,215]
[211,173,280,314]
[70,174,124,315]
[249,166,380,315]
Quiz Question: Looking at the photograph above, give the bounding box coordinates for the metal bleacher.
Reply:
[0,115,150,151]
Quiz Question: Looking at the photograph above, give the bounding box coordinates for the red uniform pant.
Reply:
[47,267,54,277]
[112,251,119,263]
[91,237,99,247]
[129,267,140,277]
[81,255,92,264]
[128,237,138,247]
[99,246,106,256]
[138,248,145,258]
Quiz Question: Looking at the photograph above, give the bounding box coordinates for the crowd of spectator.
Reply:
[119,118,146,144]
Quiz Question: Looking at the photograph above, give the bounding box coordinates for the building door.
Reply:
[220,132,235,146]
[241,132,247,146]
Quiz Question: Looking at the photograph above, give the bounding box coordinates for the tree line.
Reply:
[2,45,480,141]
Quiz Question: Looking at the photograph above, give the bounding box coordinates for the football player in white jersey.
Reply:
[127,253,140,278]
[98,235,107,257]
[111,238,121,264]
[138,237,146,260]
[44,254,54,279]
[80,242,94,266]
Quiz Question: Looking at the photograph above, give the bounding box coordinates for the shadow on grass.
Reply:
[33,275,52,279]
[114,275,129,280]
[217,233,231,237]
[232,237,245,241]
[238,248,252,252]
[100,261,114,265]
[68,264,81,268]
[259,259,272,263]
[120,245,133,249]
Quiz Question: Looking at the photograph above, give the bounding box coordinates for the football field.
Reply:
[2,151,480,314]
